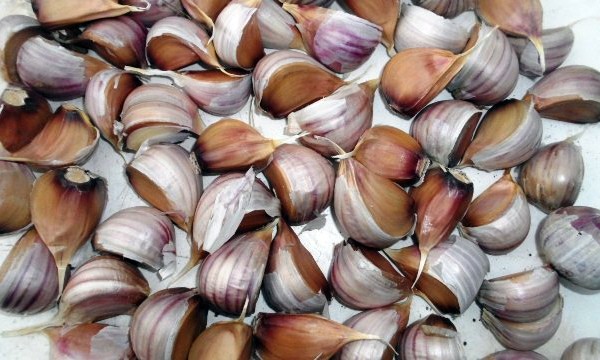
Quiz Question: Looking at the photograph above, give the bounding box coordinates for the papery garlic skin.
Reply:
[45,324,135,360]
[125,0,183,26]
[0,161,34,234]
[400,314,466,360]
[342,0,399,52]
[561,338,600,360]
[509,27,574,78]
[0,15,40,84]
[257,0,304,50]
[483,350,548,360]
[412,0,475,18]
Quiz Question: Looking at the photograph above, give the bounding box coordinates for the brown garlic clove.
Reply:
[182,0,231,29]
[0,161,35,234]
[400,314,466,359]
[124,0,183,26]
[0,15,41,84]
[257,0,305,51]
[188,316,253,360]
[412,0,476,18]
[342,0,400,52]
[44,324,135,360]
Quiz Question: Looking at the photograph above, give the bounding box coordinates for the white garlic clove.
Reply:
[509,27,574,78]
[0,161,35,234]
[0,15,41,84]
[561,338,600,360]
[44,324,135,360]
[483,350,548,360]
[257,0,305,51]
[412,0,476,18]
[400,314,466,360]
[342,0,400,52]
[125,0,183,26]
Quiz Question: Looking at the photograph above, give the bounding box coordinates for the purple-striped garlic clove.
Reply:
[412,0,476,18]
[483,350,548,360]
[395,4,470,54]
[281,0,335,6]
[92,206,177,279]
[282,4,382,73]
[0,161,35,234]
[264,144,335,225]
[561,338,600,360]
[197,222,275,316]
[214,0,265,70]
[337,299,411,360]
[124,0,183,26]
[0,15,41,84]
[524,65,600,123]
[342,0,400,52]
[329,240,411,310]
[387,235,489,314]
[459,172,530,254]
[0,228,58,314]
[130,288,208,360]
[410,100,482,167]
[257,0,305,50]
[84,69,140,151]
[188,315,253,360]
[447,24,519,106]
[182,0,231,29]
[45,324,135,360]
[482,296,563,351]
[262,219,330,314]
[127,143,202,233]
[509,27,574,78]
[478,267,560,323]
[461,99,543,171]
[146,16,220,71]
[16,36,111,101]
[400,314,466,360]
[252,50,345,118]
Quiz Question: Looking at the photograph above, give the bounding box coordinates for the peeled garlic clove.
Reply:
[395,4,469,54]
[409,167,473,284]
[197,222,275,316]
[509,27,574,78]
[0,15,41,84]
[342,0,399,52]
[188,318,253,360]
[93,206,176,279]
[0,161,34,234]
[262,219,330,313]
[182,0,231,29]
[387,235,489,314]
[85,69,140,150]
[253,50,345,118]
[476,0,545,72]
[524,65,600,123]
[80,16,147,68]
[412,0,475,18]
[482,296,563,351]
[447,24,520,105]
[264,144,335,224]
[519,139,584,213]
[538,206,600,290]
[16,36,111,100]
[127,143,202,232]
[193,118,278,173]
[561,338,600,360]
[459,172,530,254]
[31,0,150,29]
[0,228,58,314]
[410,100,482,167]
[283,4,382,73]
[214,0,265,70]
[483,350,548,360]
[329,240,411,310]
[400,314,466,360]
[461,99,543,171]
[130,288,208,360]
[334,157,415,249]
[254,312,390,360]
[338,300,411,360]
[45,324,134,360]
[478,267,559,323]
[352,125,430,185]
[257,0,306,50]
[31,166,107,291]
[146,16,220,71]
[124,0,183,26]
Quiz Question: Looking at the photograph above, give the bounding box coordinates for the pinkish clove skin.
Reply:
[400,314,466,359]
[124,0,183,26]
[482,349,548,360]
[45,324,135,360]
[412,0,476,18]
[257,0,306,51]
[0,15,42,84]
[342,0,399,52]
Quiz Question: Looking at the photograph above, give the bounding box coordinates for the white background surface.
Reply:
[1,0,600,359]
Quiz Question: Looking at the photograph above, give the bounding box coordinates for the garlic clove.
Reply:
[0,228,58,314]
[124,0,183,27]
[400,314,466,360]
[188,317,253,360]
[92,206,177,279]
[461,99,543,171]
[146,16,221,71]
[337,299,411,360]
[253,312,392,360]
[561,338,600,360]
[524,65,600,123]
[182,0,231,29]
[282,0,335,6]
[283,4,382,73]
[31,0,150,29]
[213,0,265,70]
[16,36,111,101]
[257,0,306,51]
[410,100,482,167]
[412,0,476,18]
[197,222,275,316]
[409,167,473,285]
[126,143,202,233]
[478,267,560,323]
[387,235,489,314]
[518,139,584,213]
[329,240,411,310]
[122,82,199,118]
[262,219,330,313]
[85,69,140,151]
[482,296,563,351]
[253,50,345,118]
[130,288,208,360]
[342,0,400,52]
[483,350,548,360]
[31,166,107,292]
[0,161,35,234]
[238,177,283,233]
[0,15,41,84]
[352,125,430,185]
[459,172,530,254]
[395,4,470,54]
[44,324,135,360]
